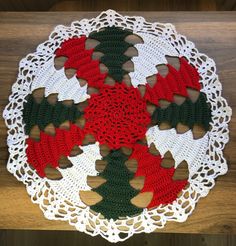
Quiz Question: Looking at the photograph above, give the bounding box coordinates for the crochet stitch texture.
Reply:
[84,83,151,149]
[152,92,211,130]
[89,26,133,82]
[91,149,142,219]
[130,144,188,208]
[55,36,107,88]
[3,10,231,243]
[26,124,84,177]
[23,94,83,134]
[24,25,210,219]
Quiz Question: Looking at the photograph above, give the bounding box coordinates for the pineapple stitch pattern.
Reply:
[3,10,231,243]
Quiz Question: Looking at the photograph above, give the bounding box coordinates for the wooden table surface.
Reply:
[0,11,235,234]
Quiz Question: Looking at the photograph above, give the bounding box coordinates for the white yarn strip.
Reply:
[31,58,90,103]
[47,142,102,207]
[129,33,178,87]
[146,126,209,177]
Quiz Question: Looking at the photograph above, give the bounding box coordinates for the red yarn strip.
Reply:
[144,57,201,106]
[55,36,107,88]
[26,124,84,177]
[130,144,188,208]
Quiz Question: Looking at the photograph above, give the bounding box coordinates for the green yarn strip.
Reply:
[152,92,212,130]
[91,150,142,220]
[89,26,133,82]
[23,95,82,134]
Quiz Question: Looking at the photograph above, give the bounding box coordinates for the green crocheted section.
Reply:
[91,149,142,220]
[89,26,133,82]
[23,95,82,134]
[152,92,211,130]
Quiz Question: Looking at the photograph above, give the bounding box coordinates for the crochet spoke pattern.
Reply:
[151,92,212,131]
[31,58,90,103]
[91,150,142,220]
[3,10,231,243]
[55,36,107,88]
[89,26,133,82]
[144,57,201,105]
[23,94,83,134]
[47,142,102,207]
[146,125,209,176]
[142,56,211,130]
[130,144,188,208]
[129,32,179,87]
[26,124,84,177]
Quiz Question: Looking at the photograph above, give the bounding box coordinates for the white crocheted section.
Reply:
[146,126,209,177]
[47,142,102,207]
[129,33,178,87]
[3,10,232,243]
[31,57,90,103]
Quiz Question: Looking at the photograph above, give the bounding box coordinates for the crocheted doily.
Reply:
[3,10,232,243]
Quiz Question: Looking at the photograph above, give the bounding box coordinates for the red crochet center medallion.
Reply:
[84,83,151,149]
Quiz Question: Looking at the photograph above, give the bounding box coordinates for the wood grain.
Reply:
[0,12,235,234]
[0,230,236,246]
[1,0,236,11]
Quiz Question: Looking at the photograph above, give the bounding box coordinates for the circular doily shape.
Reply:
[3,10,232,243]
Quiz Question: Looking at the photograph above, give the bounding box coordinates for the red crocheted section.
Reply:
[130,144,188,208]
[55,36,107,88]
[26,124,84,177]
[144,57,201,106]
[83,83,151,149]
